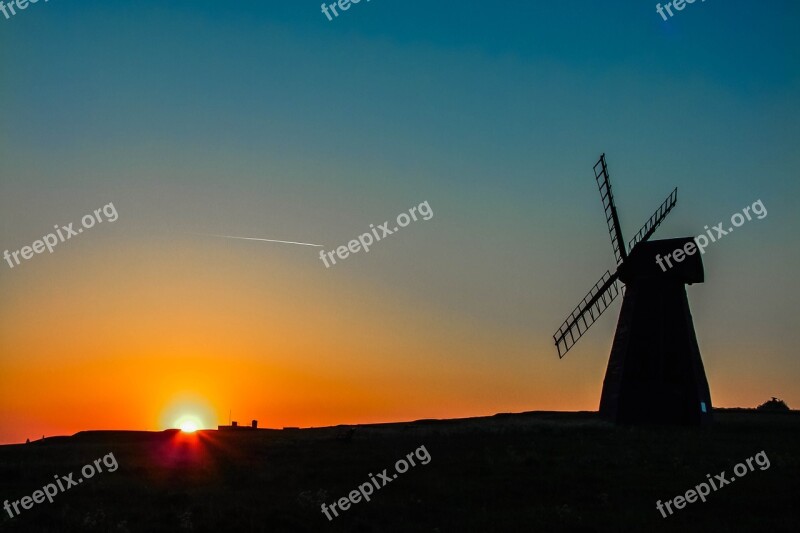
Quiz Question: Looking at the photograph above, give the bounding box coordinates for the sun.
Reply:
[175,415,203,433]
[179,420,199,433]
[161,395,215,433]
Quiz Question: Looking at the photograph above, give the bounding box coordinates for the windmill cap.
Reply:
[619,237,704,284]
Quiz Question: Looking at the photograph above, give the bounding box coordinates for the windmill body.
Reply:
[553,155,713,425]
[600,238,712,425]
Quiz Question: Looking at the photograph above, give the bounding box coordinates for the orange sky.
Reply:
[0,240,566,443]
[0,237,792,444]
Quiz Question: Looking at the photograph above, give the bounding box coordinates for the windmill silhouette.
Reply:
[553,154,712,425]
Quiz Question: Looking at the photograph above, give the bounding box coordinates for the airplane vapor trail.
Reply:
[200,233,323,247]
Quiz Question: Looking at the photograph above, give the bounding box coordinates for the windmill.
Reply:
[553,154,712,425]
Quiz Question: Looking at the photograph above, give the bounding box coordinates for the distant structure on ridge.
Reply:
[756,397,790,411]
[552,153,713,425]
[218,419,259,430]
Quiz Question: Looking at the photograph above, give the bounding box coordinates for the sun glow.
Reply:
[179,420,199,432]
[160,394,216,434]
[175,415,203,433]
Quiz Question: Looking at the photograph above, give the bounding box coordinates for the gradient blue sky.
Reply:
[1,1,798,442]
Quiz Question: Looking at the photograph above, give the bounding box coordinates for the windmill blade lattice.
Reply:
[553,270,621,358]
[594,155,628,265]
[628,187,678,254]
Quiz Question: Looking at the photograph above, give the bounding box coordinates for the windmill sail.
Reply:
[594,154,627,265]
[627,187,678,253]
[553,270,620,358]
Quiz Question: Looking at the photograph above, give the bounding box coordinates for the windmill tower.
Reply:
[553,154,712,425]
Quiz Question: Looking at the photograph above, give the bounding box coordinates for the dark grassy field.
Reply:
[0,411,798,532]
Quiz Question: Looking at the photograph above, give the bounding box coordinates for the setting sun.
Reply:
[174,414,204,433]
[159,395,216,434]
[179,419,199,433]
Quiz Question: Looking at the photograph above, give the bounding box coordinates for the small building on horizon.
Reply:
[218,419,259,430]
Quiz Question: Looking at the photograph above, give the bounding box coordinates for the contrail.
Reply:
[199,233,323,247]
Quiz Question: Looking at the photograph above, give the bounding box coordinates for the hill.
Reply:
[1,411,798,532]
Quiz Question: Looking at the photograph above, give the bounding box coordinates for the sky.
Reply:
[0,0,798,444]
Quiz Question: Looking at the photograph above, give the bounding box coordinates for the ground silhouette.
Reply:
[0,410,798,532]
